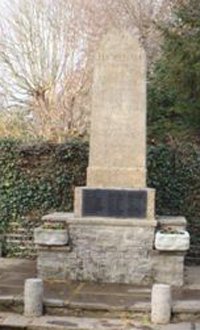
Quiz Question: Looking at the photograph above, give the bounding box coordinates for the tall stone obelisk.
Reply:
[87,29,146,188]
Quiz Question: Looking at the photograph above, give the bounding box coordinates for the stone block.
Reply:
[34,228,68,246]
[87,167,146,188]
[158,216,187,231]
[152,251,185,287]
[74,187,155,220]
[155,230,190,251]
[37,246,70,280]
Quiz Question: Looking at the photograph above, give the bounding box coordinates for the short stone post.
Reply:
[151,284,172,324]
[24,279,43,317]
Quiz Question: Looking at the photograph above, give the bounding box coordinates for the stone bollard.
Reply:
[151,284,172,324]
[24,279,43,317]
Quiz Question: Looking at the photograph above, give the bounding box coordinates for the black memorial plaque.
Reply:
[82,189,147,218]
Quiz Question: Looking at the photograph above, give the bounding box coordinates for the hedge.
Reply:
[0,139,199,262]
[0,139,88,234]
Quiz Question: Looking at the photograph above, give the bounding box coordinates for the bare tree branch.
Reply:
[0,0,181,141]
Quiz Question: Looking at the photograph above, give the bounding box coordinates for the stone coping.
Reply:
[36,246,71,252]
[42,213,187,228]
[74,187,155,191]
[42,212,187,226]
[67,218,157,227]
[42,212,157,227]
[151,250,187,257]
[158,216,187,227]
[42,212,74,221]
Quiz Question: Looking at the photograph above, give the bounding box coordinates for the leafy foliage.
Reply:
[148,142,200,263]
[0,139,88,234]
[148,0,200,140]
[148,143,199,217]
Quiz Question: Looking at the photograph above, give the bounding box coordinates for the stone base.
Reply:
[37,214,156,285]
[36,213,188,287]
[37,246,71,280]
[74,187,155,220]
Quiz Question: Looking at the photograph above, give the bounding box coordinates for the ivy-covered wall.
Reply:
[0,138,88,258]
[148,144,200,263]
[0,139,199,262]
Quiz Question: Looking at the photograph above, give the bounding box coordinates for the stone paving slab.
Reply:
[173,300,200,315]
[0,258,36,273]
[0,312,151,329]
[79,282,151,295]
[0,312,198,330]
[44,281,80,300]
[69,292,150,309]
[157,324,192,330]
[0,286,23,296]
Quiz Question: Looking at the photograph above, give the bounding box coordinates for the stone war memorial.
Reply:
[34,29,190,287]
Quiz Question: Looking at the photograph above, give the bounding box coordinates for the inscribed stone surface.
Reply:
[87,29,147,188]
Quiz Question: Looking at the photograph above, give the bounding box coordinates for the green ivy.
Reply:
[147,143,200,262]
[0,138,199,262]
[0,138,88,235]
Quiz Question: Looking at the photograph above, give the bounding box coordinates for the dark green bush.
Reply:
[148,0,200,142]
[147,143,200,263]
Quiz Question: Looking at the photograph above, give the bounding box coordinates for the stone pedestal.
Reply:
[35,214,189,287]
[152,251,185,287]
[37,213,156,284]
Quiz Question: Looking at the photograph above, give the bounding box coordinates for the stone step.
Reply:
[0,293,200,322]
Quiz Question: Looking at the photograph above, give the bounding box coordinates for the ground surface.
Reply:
[0,258,200,329]
[0,313,199,330]
[0,258,200,303]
